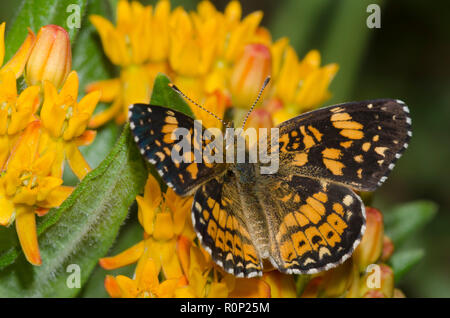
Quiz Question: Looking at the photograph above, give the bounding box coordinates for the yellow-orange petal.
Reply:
[85,78,120,102]
[159,239,183,279]
[15,206,41,265]
[174,285,196,298]
[298,50,321,79]
[208,282,229,298]
[0,135,9,170]
[32,150,56,176]
[136,195,155,235]
[8,85,40,135]
[6,121,41,171]
[0,191,15,226]
[229,278,271,298]
[90,15,125,66]
[36,176,63,202]
[148,0,170,62]
[38,185,73,208]
[59,70,79,102]
[225,0,242,24]
[77,90,101,117]
[144,173,162,207]
[153,212,174,241]
[135,253,159,292]
[176,235,191,277]
[115,275,138,298]
[225,10,263,62]
[319,258,355,298]
[41,81,65,138]
[105,275,122,298]
[157,278,179,298]
[88,95,122,128]
[270,37,289,81]
[262,271,296,298]
[294,63,338,110]
[65,143,91,180]
[2,28,35,78]
[63,112,90,141]
[116,0,132,34]
[74,130,96,146]
[99,240,145,270]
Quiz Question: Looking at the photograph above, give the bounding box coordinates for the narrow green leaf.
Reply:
[0,125,147,297]
[384,200,438,246]
[4,0,88,61]
[150,73,194,118]
[389,248,425,282]
[79,216,142,298]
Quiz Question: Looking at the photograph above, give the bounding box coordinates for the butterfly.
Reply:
[129,91,411,278]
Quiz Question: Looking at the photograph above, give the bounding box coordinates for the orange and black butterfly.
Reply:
[129,84,411,278]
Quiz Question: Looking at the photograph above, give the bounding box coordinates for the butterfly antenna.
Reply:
[241,76,271,129]
[168,83,229,127]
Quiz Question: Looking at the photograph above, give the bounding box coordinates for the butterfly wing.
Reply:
[256,173,365,274]
[191,172,263,278]
[129,104,226,196]
[274,99,412,191]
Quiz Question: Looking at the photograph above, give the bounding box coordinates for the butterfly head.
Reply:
[168,76,271,131]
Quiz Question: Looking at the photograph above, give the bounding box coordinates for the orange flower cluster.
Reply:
[0,23,100,265]
[87,0,337,130]
[94,0,403,298]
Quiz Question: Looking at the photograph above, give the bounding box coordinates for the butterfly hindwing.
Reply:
[129,104,226,195]
[275,99,412,191]
[191,173,263,278]
[256,174,365,274]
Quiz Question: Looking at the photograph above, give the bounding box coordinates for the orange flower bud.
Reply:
[359,264,394,298]
[244,108,273,130]
[25,25,71,89]
[230,43,271,109]
[353,207,384,272]
[319,258,356,298]
[381,236,395,261]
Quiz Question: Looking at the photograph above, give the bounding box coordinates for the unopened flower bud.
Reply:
[353,207,384,272]
[25,25,71,89]
[230,43,271,109]
[360,264,394,298]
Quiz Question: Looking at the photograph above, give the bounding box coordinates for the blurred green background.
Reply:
[1,0,449,297]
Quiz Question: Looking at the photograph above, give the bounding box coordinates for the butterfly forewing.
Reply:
[274,99,412,191]
[129,104,226,195]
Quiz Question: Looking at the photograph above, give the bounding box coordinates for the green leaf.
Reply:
[384,200,438,247]
[4,0,88,61]
[79,215,142,298]
[0,125,147,297]
[389,248,425,282]
[150,73,194,118]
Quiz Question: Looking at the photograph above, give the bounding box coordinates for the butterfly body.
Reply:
[129,99,411,278]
